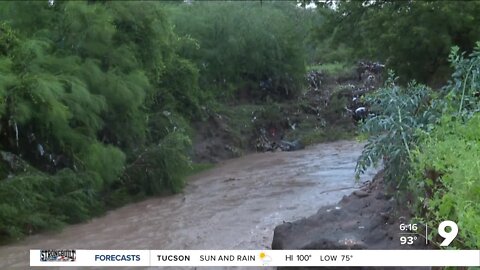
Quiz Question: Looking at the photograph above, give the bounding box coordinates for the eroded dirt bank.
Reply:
[272,171,430,270]
[272,171,428,251]
[0,140,375,269]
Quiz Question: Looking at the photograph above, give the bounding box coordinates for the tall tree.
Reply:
[315,1,480,84]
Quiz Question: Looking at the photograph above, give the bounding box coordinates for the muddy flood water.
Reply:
[0,140,377,269]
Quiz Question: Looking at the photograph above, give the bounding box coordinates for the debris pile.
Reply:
[306,70,324,91]
[346,61,385,122]
[255,127,304,152]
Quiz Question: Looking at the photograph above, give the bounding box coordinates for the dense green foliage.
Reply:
[315,1,480,84]
[167,2,308,101]
[0,1,197,243]
[0,169,102,239]
[411,116,480,249]
[356,44,480,249]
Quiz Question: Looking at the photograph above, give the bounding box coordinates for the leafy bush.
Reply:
[122,132,192,196]
[444,43,480,118]
[355,73,440,186]
[0,169,102,242]
[410,115,480,249]
[79,143,126,186]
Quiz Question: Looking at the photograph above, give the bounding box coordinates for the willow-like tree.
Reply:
[0,1,198,243]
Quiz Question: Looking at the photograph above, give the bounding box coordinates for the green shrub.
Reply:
[79,143,126,186]
[0,169,102,243]
[355,73,440,186]
[443,43,480,118]
[122,131,192,196]
[410,115,480,249]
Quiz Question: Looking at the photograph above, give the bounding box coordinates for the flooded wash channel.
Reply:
[0,140,376,269]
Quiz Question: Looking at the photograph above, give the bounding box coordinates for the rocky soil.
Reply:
[272,171,430,270]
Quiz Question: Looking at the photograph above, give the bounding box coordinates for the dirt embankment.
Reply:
[191,63,383,164]
[272,170,430,270]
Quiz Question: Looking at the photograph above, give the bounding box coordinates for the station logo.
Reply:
[40,249,76,262]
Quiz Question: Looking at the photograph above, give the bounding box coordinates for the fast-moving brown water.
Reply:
[0,140,376,269]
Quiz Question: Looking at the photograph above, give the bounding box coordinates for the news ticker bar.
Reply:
[31,250,480,267]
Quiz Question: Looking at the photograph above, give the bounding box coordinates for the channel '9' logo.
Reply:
[438,220,458,246]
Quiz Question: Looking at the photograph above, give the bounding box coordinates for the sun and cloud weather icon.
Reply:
[259,252,272,266]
